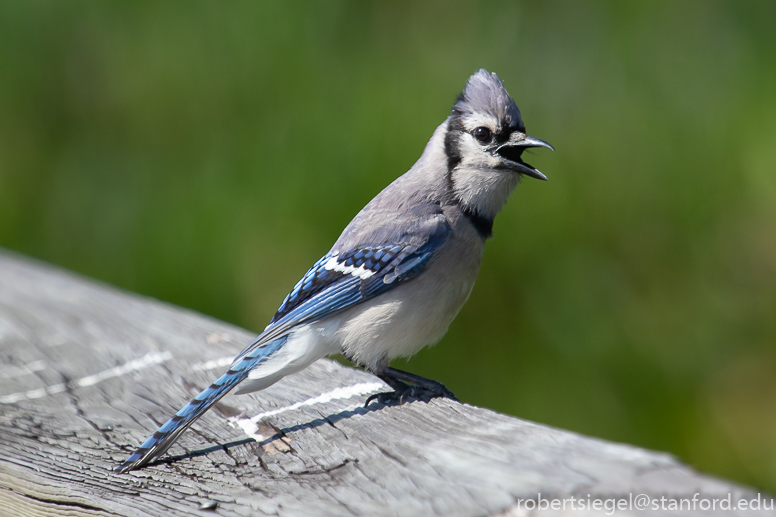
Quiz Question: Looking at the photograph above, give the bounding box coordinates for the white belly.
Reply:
[328,242,483,372]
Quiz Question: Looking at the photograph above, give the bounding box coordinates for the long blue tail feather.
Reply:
[115,336,288,473]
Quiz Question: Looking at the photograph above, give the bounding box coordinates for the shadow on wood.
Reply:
[0,249,772,516]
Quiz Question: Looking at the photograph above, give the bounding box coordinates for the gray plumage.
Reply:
[452,69,524,131]
[116,69,553,473]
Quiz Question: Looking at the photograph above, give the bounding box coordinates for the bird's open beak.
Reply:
[495,134,554,181]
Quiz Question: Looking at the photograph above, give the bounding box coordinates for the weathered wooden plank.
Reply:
[0,249,772,517]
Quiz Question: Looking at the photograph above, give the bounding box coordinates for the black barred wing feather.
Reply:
[233,218,450,363]
[272,245,403,324]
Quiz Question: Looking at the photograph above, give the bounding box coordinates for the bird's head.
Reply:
[444,69,553,221]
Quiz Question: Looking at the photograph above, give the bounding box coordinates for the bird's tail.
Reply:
[115,336,288,473]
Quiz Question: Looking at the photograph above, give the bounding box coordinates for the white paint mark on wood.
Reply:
[191,355,233,372]
[0,351,172,404]
[230,381,384,440]
[0,359,47,379]
[76,351,173,387]
[2,382,67,403]
[206,333,232,344]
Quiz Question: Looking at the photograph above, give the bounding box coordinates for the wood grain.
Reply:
[0,249,771,516]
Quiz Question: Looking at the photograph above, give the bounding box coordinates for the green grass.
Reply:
[1,0,775,492]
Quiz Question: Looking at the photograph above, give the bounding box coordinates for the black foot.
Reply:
[365,367,458,407]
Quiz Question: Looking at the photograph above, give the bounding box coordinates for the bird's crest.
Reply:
[452,69,524,131]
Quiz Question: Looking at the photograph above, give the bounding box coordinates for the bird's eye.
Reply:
[473,127,491,143]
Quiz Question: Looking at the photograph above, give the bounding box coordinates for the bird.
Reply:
[116,69,553,473]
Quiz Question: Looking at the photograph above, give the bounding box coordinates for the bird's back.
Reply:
[331,120,456,254]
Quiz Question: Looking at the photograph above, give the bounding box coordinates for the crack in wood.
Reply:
[1,486,117,515]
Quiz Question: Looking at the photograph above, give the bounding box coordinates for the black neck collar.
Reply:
[461,206,494,239]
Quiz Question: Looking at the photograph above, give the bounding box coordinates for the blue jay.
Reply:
[116,69,552,473]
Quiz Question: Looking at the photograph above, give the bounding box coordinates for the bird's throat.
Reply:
[451,165,519,225]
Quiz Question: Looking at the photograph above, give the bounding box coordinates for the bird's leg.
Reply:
[365,367,458,407]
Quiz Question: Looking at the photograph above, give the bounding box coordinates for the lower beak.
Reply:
[495,134,554,181]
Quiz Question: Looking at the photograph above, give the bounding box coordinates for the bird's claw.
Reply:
[364,391,396,407]
[364,382,458,407]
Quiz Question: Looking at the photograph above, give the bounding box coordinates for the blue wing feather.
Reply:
[234,219,450,363]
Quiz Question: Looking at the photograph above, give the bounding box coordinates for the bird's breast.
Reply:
[327,231,484,372]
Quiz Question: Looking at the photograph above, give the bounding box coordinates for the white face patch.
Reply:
[451,134,520,220]
[323,255,376,279]
[461,113,499,133]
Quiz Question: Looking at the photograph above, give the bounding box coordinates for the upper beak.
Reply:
[494,133,554,181]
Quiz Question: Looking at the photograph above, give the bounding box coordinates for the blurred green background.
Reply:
[1,0,775,492]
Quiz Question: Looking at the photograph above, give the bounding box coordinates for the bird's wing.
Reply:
[232,213,451,363]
